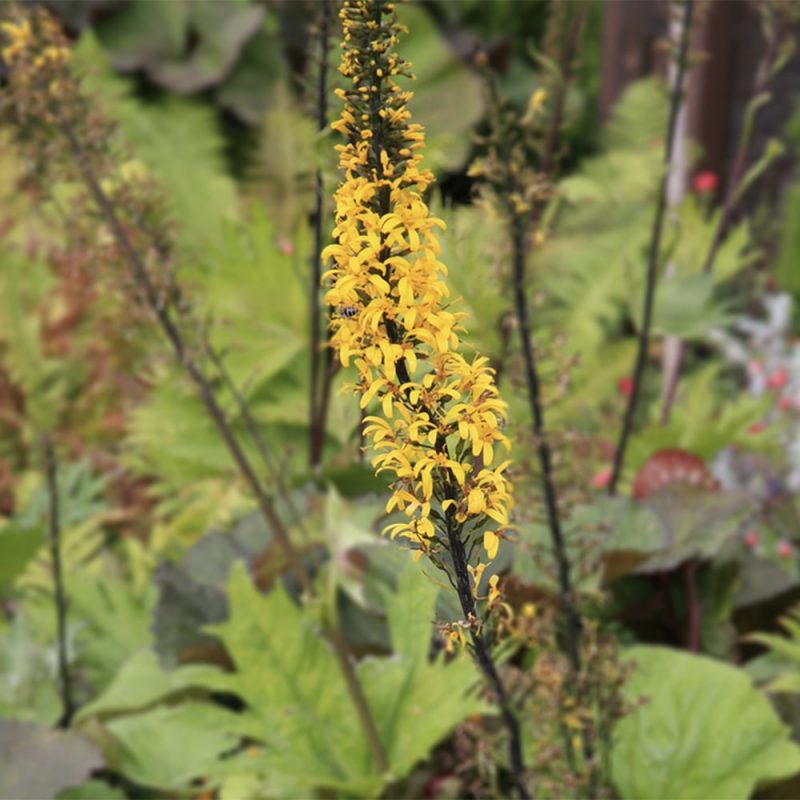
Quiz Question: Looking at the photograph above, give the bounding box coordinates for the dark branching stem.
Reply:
[309,0,332,467]
[511,222,582,677]
[509,2,587,677]
[388,337,530,799]
[56,114,388,775]
[373,194,529,798]
[43,435,74,729]
[445,516,530,800]
[607,0,694,496]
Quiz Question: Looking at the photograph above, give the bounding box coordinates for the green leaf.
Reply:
[104,703,239,791]
[0,522,44,591]
[74,33,239,256]
[0,719,102,800]
[77,648,219,721]
[58,779,126,800]
[108,562,485,796]
[66,574,154,693]
[395,4,484,172]
[612,646,800,799]
[149,2,264,93]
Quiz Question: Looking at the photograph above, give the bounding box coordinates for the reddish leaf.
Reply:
[632,448,719,500]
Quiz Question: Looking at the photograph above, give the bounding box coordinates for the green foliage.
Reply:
[74,33,239,256]
[0,247,66,433]
[536,78,756,436]
[80,564,486,797]
[748,605,800,694]
[0,521,44,592]
[105,703,240,792]
[395,4,485,173]
[613,646,800,799]
[92,0,264,96]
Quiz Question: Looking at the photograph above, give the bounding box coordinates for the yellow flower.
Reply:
[324,0,513,563]
[1,18,32,63]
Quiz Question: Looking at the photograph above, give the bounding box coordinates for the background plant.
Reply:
[2,1,800,799]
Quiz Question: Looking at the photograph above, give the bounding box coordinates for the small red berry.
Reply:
[617,376,634,397]
[692,170,718,194]
[766,369,788,390]
[777,540,794,559]
[747,421,767,435]
[592,467,612,489]
[744,530,760,550]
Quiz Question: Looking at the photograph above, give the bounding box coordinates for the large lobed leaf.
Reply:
[80,562,486,796]
[197,563,487,796]
[613,646,800,799]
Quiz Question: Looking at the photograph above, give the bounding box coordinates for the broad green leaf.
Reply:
[104,703,239,791]
[395,4,484,172]
[129,562,484,796]
[58,779,126,800]
[77,648,219,721]
[613,646,800,799]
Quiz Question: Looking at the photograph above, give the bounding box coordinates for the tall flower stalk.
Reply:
[323,1,528,795]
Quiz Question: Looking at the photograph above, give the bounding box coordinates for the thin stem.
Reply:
[511,220,582,676]
[607,0,694,496]
[309,0,332,466]
[540,2,585,177]
[42,435,74,729]
[500,3,591,782]
[444,512,530,800]
[56,113,388,774]
[203,340,309,541]
[684,560,701,652]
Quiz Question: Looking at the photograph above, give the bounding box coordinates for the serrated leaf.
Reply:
[107,562,485,796]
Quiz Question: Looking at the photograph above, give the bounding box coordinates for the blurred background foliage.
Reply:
[3,0,800,798]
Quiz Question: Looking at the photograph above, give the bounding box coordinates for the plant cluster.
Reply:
[2,1,800,800]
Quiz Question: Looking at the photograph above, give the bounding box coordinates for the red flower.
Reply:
[777,540,794,559]
[692,170,718,194]
[617,376,634,397]
[778,395,793,412]
[744,530,760,550]
[766,368,788,390]
[747,421,767,435]
[591,467,612,489]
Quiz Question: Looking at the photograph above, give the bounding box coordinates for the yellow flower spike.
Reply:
[325,0,513,570]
